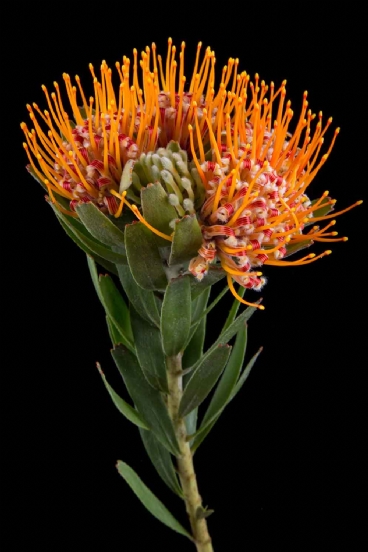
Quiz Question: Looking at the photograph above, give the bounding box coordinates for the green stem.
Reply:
[167,354,214,552]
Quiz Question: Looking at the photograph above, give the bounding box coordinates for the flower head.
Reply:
[22,39,361,308]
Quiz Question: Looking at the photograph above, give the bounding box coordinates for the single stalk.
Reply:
[166,354,214,552]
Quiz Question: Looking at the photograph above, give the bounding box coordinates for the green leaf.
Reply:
[308,197,334,222]
[130,306,168,392]
[50,203,127,265]
[191,287,211,326]
[182,287,211,439]
[204,323,247,421]
[190,269,226,300]
[116,461,192,540]
[184,407,198,447]
[139,429,183,497]
[96,363,149,429]
[179,344,232,417]
[26,164,47,190]
[58,218,117,275]
[285,240,313,258]
[191,324,247,450]
[183,287,211,352]
[141,182,177,246]
[125,222,167,291]
[99,275,135,353]
[222,285,245,332]
[112,346,180,456]
[76,202,126,248]
[191,345,262,454]
[87,257,128,346]
[192,285,229,327]
[230,347,263,401]
[189,303,258,379]
[105,316,126,346]
[183,315,207,369]
[92,257,118,277]
[87,255,105,304]
[169,215,203,266]
[57,216,103,263]
[182,316,208,441]
[106,315,117,344]
[161,275,191,356]
[117,264,160,327]
[191,416,218,453]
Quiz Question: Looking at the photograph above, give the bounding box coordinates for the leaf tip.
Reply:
[96,361,103,374]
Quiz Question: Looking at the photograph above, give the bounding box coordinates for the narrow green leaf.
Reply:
[105,316,126,346]
[125,222,167,291]
[87,255,104,303]
[307,197,334,223]
[96,363,149,429]
[141,182,177,246]
[222,285,245,332]
[182,288,211,437]
[50,203,127,265]
[183,287,211,352]
[57,215,99,259]
[87,258,127,346]
[191,346,262,453]
[192,285,229,326]
[26,165,47,190]
[184,407,198,446]
[139,429,183,497]
[191,324,247,449]
[161,275,191,356]
[116,461,192,540]
[188,303,258,379]
[191,287,211,326]
[285,240,313,258]
[130,306,168,392]
[183,316,207,370]
[92,257,118,277]
[117,264,160,327]
[191,416,219,453]
[76,202,126,248]
[106,316,115,344]
[179,345,232,417]
[169,215,203,266]
[203,323,247,421]
[112,346,180,456]
[33,174,71,213]
[190,269,226,300]
[182,316,208,441]
[193,349,264,452]
[230,347,263,401]
[99,275,134,353]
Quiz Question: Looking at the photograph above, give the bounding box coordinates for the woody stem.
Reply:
[166,354,214,552]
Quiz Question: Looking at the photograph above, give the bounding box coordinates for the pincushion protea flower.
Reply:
[22,39,362,552]
[21,38,361,309]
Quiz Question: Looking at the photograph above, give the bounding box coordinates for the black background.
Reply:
[4,4,367,551]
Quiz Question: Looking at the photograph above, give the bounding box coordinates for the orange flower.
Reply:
[22,39,362,308]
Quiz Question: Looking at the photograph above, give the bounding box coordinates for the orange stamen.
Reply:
[227,274,265,310]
